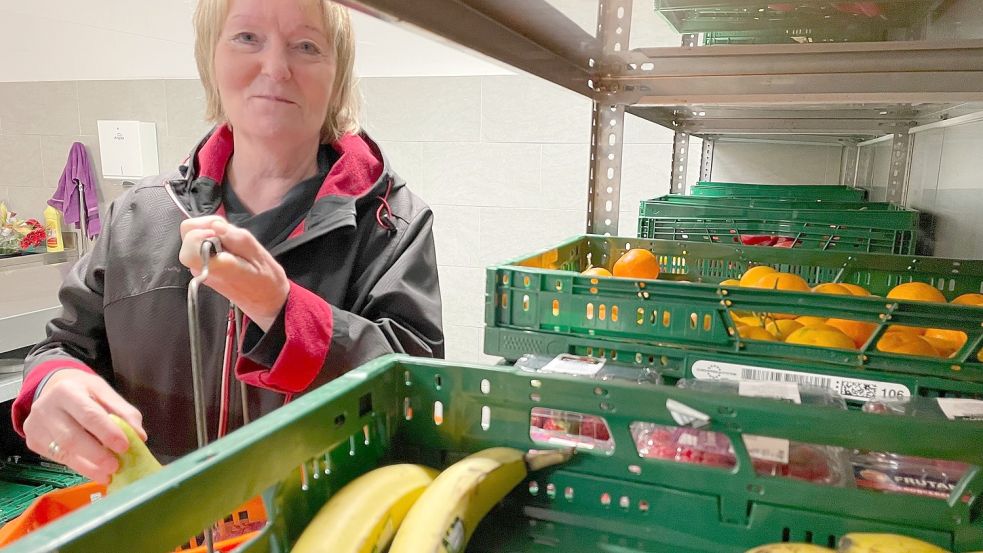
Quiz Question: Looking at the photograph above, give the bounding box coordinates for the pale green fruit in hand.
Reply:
[107,414,162,494]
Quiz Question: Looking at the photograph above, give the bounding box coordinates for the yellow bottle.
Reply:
[43,205,64,253]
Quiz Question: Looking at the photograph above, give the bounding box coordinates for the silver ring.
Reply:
[47,440,62,458]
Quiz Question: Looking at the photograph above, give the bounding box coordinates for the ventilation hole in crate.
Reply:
[481,406,491,430]
[599,401,612,411]
[611,305,619,322]
[804,531,814,543]
[555,280,563,291]
[433,401,444,425]
[564,486,575,501]
[650,309,658,325]
[501,293,508,308]
[599,348,606,357]
[648,356,655,363]
[637,308,645,325]
[689,313,698,329]
[635,352,643,364]
[782,528,791,542]
[586,303,594,320]
[358,393,373,417]
[523,275,531,287]
[529,481,540,495]
[599,304,607,321]
[480,379,491,394]
[619,496,630,510]
[404,371,411,386]
[827,535,836,548]
[403,397,413,420]
[323,454,331,475]
[530,379,542,388]
[334,413,346,428]
[594,386,607,396]
[628,464,642,475]
[363,424,371,445]
[600,492,612,506]
[530,393,541,402]
[638,499,650,512]
[546,483,557,499]
[587,346,594,356]
[611,350,618,361]
[522,294,530,312]
[663,311,672,327]
[349,436,357,456]
[704,314,713,332]
[552,299,560,316]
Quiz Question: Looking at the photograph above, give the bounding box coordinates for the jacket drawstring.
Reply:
[375,177,397,233]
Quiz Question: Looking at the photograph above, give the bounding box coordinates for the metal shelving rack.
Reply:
[338,0,983,235]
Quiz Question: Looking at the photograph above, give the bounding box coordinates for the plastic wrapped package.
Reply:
[529,407,615,454]
[514,354,661,386]
[625,379,853,486]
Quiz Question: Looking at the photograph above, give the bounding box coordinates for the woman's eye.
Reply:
[297,42,322,55]
[233,32,258,43]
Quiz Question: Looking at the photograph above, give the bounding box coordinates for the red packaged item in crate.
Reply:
[630,422,846,485]
[852,452,970,500]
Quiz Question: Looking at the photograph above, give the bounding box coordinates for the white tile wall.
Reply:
[710,142,844,185]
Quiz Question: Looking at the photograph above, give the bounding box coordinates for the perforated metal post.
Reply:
[670,131,690,194]
[586,0,632,235]
[587,103,626,235]
[840,143,860,187]
[700,138,714,184]
[887,129,913,205]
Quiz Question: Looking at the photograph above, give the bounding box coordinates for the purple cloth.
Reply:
[49,142,101,238]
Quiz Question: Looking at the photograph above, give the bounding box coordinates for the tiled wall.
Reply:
[0,74,681,363]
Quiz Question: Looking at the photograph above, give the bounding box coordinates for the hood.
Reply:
[167,124,400,235]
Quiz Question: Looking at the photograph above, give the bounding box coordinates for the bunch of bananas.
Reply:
[292,446,574,553]
[748,533,981,553]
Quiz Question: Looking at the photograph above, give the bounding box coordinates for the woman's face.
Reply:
[214,0,336,143]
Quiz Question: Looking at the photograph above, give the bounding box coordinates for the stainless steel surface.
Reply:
[670,131,690,193]
[0,252,76,353]
[886,128,914,204]
[0,249,77,270]
[0,372,23,403]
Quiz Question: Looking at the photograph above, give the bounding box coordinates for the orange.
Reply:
[887,282,946,303]
[839,283,872,296]
[739,265,777,287]
[765,319,803,340]
[582,267,612,277]
[784,324,857,350]
[923,328,967,358]
[737,326,779,342]
[795,316,827,327]
[735,315,765,328]
[812,283,852,296]
[952,293,983,306]
[750,272,811,292]
[887,324,926,336]
[612,249,661,280]
[876,331,941,358]
[825,318,877,348]
[719,278,741,286]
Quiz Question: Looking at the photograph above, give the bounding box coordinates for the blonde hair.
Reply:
[193,0,360,143]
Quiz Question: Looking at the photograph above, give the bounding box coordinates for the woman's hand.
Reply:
[179,216,290,331]
[23,369,146,483]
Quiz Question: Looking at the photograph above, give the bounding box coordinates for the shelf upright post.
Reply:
[887,126,914,206]
[840,142,861,188]
[700,137,714,183]
[586,0,633,236]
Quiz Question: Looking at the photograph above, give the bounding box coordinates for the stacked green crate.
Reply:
[691,182,866,200]
[637,194,917,254]
[484,235,983,403]
[3,355,983,553]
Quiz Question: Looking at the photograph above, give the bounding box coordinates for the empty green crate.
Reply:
[692,182,867,201]
[0,462,85,489]
[0,480,54,525]
[484,235,983,401]
[637,195,918,254]
[4,355,983,553]
[649,195,906,212]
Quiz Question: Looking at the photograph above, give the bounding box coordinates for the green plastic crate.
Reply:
[4,355,983,553]
[649,195,906,212]
[484,235,983,402]
[0,480,54,524]
[637,195,918,254]
[0,462,86,489]
[692,182,867,201]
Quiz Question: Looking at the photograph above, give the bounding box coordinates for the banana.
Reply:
[107,414,162,494]
[389,447,575,553]
[747,544,835,553]
[838,533,951,553]
[292,463,439,553]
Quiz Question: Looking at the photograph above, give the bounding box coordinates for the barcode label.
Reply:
[691,360,910,402]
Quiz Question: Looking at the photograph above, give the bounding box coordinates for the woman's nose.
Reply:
[260,42,292,81]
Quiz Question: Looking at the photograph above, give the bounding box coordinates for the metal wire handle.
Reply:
[186,236,222,553]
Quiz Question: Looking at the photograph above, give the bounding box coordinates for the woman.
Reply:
[12,0,443,483]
